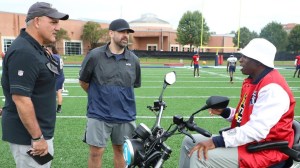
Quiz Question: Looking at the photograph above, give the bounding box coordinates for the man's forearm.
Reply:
[79,80,89,92]
[12,95,42,139]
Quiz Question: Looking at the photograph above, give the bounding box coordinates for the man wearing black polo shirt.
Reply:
[79,18,141,168]
[1,2,68,167]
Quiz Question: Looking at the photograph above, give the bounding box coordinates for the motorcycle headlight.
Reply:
[123,139,144,166]
[134,123,151,140]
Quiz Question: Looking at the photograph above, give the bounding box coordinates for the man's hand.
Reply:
[30,139,49,156]
[188,139,215,160]
[208,108,223,116]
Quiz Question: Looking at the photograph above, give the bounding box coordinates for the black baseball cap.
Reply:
[109,19,134,33]
[25,2,69,22]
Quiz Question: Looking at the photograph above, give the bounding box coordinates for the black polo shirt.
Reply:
[1,29,57,145]
[79,43,141,123]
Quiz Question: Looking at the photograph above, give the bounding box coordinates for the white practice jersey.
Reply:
[227,57,237,66]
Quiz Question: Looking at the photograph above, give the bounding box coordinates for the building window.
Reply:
[3,38,15,52]
[65,41,82,55]
[170,45,179,52]
[147,44,157,51]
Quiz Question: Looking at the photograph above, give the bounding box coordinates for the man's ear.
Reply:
[108,30,114,37]
[33,17,40,28]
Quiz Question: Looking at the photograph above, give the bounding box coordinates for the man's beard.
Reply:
[116,40,128,48]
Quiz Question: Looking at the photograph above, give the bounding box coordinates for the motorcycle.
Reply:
[123,71,230,168]
[123,71,300,168]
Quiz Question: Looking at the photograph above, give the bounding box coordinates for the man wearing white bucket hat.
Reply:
[179,38,295,168]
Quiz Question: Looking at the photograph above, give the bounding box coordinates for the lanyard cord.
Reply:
[43,46,58,66]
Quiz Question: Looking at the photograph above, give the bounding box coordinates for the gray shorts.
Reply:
[9,138,54,168]
[179,134,238,168]
[83,118,136,147]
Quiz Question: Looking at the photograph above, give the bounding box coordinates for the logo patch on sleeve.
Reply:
[226,129,237,136]
[18,70,24,76]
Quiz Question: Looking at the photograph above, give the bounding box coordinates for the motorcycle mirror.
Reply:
[159,71,176,102]
[190,96,230,117]
[203,96,230,110]
[164,71,176,85]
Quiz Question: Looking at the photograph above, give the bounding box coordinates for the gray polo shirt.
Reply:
[79,43,141,123]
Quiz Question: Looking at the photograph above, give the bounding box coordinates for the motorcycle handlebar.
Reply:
[185,121,212,137]
[192,125,212,137]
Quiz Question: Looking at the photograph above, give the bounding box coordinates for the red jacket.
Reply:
[231,70,295,167]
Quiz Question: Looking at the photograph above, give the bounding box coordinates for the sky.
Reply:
[0,0,299,34]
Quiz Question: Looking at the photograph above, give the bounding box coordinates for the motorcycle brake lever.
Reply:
[186,132,196,143]
[179,127,196,143]
[147,106,154,110]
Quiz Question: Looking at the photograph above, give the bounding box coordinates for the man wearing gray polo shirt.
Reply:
[79,18,141,168]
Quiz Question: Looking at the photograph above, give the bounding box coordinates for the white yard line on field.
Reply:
[56,115,300,119]
[200,69,245,81]
[3,95,300,99]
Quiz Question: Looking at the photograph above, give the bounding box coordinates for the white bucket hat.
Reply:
[240,38,276,68]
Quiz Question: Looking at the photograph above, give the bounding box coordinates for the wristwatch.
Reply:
[32,135,44,142]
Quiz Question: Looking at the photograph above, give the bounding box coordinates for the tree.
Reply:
[287,25,300,53]
[99,29,110,44]
[259,22,288,51]
[81,21,103,49]
[176,10,210,50]
[55,28,70,42]
[233,27,258,49]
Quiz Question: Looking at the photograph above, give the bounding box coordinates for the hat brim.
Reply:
[47,12,69,20]
[115,28,134,33]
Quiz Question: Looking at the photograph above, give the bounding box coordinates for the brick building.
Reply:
[130,13,179,52]
[0,11,109,55]
[282,23,297,34]
[206,34,237,53]
[0,11,236,55]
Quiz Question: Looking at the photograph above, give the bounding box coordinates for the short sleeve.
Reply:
[134,58,141,88]
[79,53,97,83]
[7,50,40,97]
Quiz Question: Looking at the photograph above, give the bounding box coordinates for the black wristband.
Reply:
[212,135,225,147]
[32,135,44,142]
[220,108,231,118]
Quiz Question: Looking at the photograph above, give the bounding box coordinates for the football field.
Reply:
[1,65,300,167]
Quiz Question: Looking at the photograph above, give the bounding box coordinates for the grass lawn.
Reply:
[0,62,299,167]
[60,55,295,67]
